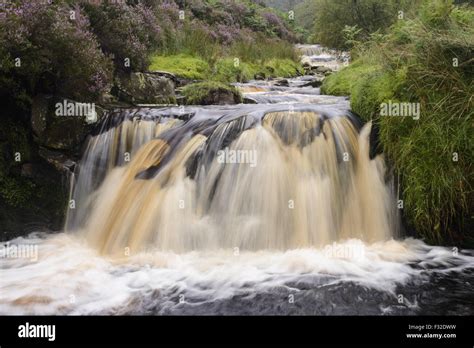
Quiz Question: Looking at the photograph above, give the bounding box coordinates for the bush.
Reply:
[311,0,420,49]
[321,0,474,246]
[0,1,113,102]
[83,2,162,72]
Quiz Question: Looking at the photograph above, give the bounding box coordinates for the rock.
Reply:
[254,72,266,80]
[148,70,178,83]
[313,66,333,74]
[98,92,117,105]
[1,114,70,240]
[301,79,323,88]
[31,95,106,152]
[243,97,258,104]
[114,72,176,105]
[274,79,289,87]
[182,82,243,105]
[38,147,76,173]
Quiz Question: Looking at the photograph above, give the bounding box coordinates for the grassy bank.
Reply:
[149,54,303,83]
[321,1,473,246]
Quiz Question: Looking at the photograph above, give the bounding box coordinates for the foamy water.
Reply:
[1,233,473,315]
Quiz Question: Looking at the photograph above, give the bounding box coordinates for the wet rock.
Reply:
[243,97,258,104]
[274,79,289,87]
[114,72,176,105]
[182,82,243,105]
[313,66,333,74]
[301,79,323,88]
[254,72,266,80]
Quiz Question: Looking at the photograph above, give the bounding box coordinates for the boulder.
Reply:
[114,72,176,105]
[301,79,323,88]
[182,82,243,105]
[313,66,333,74]
[274,79,290,87]
[254,72,266,80]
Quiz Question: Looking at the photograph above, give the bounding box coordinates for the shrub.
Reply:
[0,1,113,102]
[83,2,162,72]
[312,0,420,49]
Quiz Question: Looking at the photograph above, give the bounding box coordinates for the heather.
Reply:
[0,0,302,106]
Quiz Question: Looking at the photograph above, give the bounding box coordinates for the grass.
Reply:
[149,54,210,80]
[321,1,474,246]
[149,54,303,83]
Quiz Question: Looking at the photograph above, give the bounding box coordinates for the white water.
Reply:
[1,232,473,314]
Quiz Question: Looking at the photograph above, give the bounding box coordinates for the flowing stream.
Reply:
[1,45,473,315]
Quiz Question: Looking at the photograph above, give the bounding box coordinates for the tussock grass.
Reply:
[321,1,474,246]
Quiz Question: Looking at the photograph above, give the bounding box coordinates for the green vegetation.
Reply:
[149,54,211,80]
[149,55,303,83]
[149,31,303,83]
[181,81,243,105]
[316,0,422,49]
[322,0,474,246]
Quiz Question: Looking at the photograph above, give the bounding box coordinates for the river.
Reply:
[1,45,473,315]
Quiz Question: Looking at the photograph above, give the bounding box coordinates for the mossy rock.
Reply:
[31,95,106,152]
[149,54,210,80]
[181,81,243,105]
[114,72,176,105]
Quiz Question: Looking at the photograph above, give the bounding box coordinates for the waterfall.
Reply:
[66,104,399,255]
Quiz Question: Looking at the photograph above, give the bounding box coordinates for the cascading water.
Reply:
[1,46,473,315]
[66,104,399,255]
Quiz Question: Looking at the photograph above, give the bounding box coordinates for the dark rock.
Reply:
[38,147,76,173]
[301,79,323,88]
[114,72,176,105]
[243,97,258,104]
[198,89,241,105]
[254,72,266,80]
[0,116,70,241]
[274,79,289,87]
